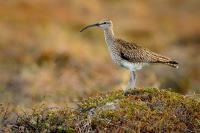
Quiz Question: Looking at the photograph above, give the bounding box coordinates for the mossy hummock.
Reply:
[1,88,200,132]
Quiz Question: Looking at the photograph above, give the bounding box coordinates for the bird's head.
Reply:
[80,19,113,32]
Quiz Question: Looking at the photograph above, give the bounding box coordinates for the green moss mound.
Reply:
[1,88,200,132]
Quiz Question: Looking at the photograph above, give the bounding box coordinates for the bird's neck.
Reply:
[104,27,116,43]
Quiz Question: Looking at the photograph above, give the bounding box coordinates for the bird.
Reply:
[80,19,178,95]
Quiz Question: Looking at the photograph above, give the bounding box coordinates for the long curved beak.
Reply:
[80,23,100,32]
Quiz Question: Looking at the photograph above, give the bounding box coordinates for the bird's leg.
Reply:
[122,71,133,95]
[130,71,136,94]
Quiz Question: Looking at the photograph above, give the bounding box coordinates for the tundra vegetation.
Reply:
[0,0,200,132]
[1,88,200,132]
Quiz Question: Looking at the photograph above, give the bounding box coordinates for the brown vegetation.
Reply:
[0,0,199,116]
[1,88,200,132]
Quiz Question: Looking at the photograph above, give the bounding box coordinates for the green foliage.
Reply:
[0,1,200,112]
[1,88,200,132]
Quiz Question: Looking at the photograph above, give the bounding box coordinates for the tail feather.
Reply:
[169,60,178,64]
[165,60,179,68]
[145,51,179,68]
[152,53,179,68]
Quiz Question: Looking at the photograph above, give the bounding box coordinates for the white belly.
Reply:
[121,61,148,71]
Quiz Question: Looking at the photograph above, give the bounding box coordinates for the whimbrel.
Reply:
[80,19,178,95]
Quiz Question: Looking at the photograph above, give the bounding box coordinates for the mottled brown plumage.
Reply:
[118,38,178,68]
[80,19,178,95]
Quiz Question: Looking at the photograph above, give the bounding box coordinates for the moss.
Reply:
[1,88,200,132]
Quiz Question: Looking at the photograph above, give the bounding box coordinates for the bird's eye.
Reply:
[104,22,107,24]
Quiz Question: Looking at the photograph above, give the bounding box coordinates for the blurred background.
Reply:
[0,0,199,111]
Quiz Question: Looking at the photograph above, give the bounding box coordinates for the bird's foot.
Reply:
[122,88,135,95]
[130,88,135,94]
[122,91,127,96]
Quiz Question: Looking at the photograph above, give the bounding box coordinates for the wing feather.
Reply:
[118,39,172,63]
